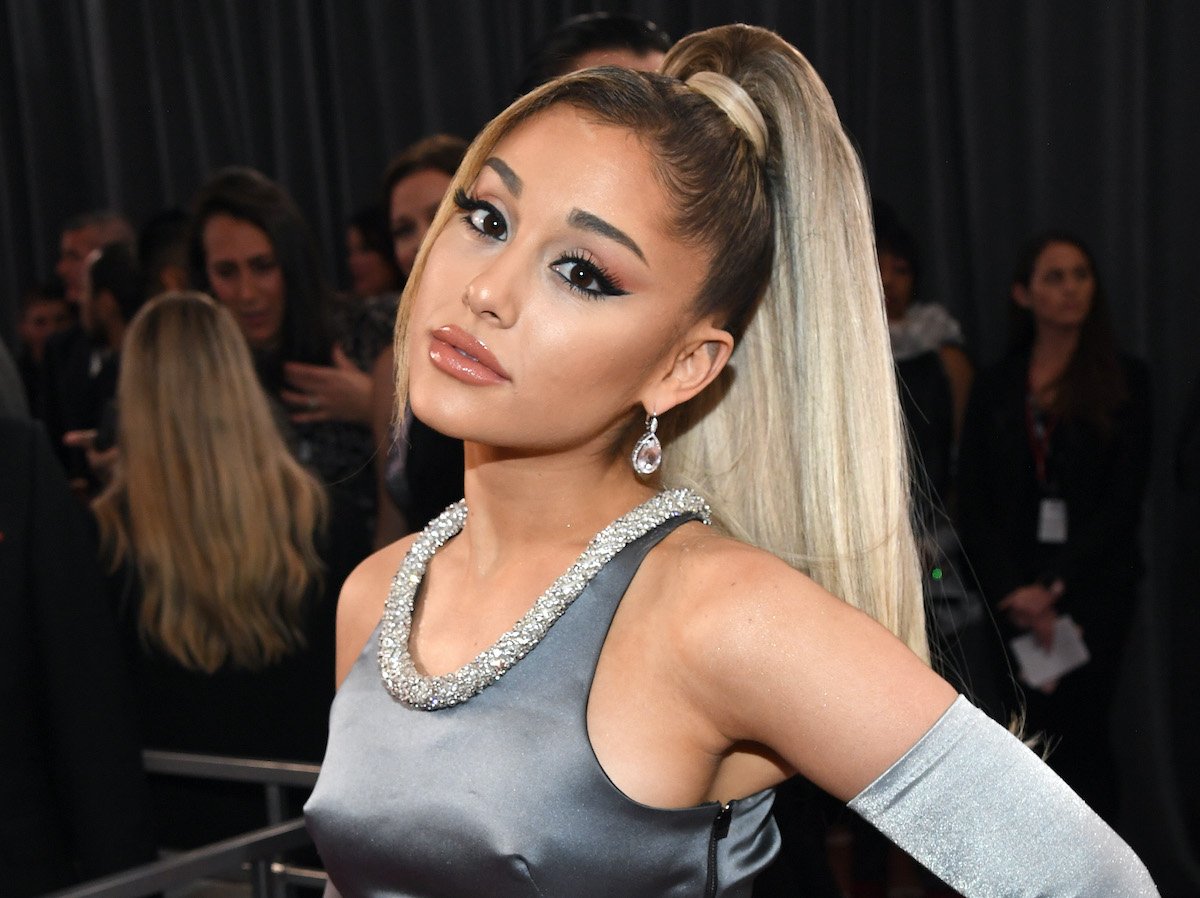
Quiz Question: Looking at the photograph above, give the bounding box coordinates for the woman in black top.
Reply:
[190,167,384,549]
[957,232,1152,825]
[94,292,359,847]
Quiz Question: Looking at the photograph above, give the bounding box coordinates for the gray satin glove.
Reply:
[849,695,1159,897]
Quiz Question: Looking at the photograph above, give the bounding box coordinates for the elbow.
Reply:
[1069,845,1159,897]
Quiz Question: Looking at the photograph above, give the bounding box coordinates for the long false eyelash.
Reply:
[555,249,628,298]
[453,188,496,219]
[453,188,502,234]
[452,187,478,212]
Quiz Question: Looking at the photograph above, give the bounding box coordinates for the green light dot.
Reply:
[931,567,943,581]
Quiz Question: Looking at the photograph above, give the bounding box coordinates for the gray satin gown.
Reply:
[305,513,780,897]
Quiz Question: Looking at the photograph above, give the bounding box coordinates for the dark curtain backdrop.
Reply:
[2,0,1197,892]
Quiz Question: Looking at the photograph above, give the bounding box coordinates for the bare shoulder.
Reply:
[650,523,850,643]
[649,523,956,799]
[334,533,416,687]
[647,524,857,685]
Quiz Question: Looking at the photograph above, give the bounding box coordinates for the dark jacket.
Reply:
[956,352,1152,657]
[110,488,366,849]
[0,417,156,895]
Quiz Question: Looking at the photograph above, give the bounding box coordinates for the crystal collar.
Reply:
[378,488,711,711]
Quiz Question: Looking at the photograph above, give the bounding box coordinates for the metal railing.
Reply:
[45,751,328,898]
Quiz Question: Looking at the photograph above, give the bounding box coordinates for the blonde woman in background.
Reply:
[305,25,1158,896]
[94,291,359,849]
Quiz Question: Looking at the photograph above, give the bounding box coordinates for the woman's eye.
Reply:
[550,257,627,298]
[468,206,508,240]
[454,191,507,241]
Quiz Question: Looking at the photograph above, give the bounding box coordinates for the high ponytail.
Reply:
[660,25,928,660]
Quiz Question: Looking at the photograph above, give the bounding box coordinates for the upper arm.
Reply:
[677,546,957,802]
[937,344,974,438]
[334,537,412,688]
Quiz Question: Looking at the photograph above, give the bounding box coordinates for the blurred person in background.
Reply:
[40,210,135,472]
[54,210,136,304]
[50,242,144,494]
[1,414,155,895]
[190,166,382,552]
[93,291,360,847]
[137,207,191,297]
[875,201,973,440]
[15,282,72,415]
[513,10,672,96]
[344,203,402,300]
[372,135,470,545]
[957,232,1152,830]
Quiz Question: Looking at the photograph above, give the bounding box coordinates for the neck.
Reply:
[455,441,660,572]
[1029,326,1079,383]
[103,317,125,352]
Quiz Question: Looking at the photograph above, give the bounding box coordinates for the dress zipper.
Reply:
[704,803,733,898]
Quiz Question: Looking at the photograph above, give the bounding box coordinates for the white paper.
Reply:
[1037,498,1069,544]
[1009,615,1090,688]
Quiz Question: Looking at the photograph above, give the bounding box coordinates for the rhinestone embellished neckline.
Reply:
[378,488,711,711]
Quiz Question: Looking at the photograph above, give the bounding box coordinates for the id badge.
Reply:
[1037,498,1068,544]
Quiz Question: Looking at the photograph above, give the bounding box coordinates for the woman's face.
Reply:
[19,297,72,360]
[406,105,716,457]
[203,214,286,350]
[878,249,915,321]
[346,225,398,296]
[1014,241,1095,333]
[390,168,454,276]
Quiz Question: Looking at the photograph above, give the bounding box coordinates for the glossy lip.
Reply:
[429,324,511,385]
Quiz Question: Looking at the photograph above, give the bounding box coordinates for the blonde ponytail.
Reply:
[661,26,928,659]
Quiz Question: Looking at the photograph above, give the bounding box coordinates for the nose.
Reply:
[235,269,257,303]
[461,248,521,327]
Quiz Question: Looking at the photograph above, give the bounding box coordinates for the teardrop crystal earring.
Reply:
[631,413,662,476]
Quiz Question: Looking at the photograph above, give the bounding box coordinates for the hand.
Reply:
[63,429,119,484]
[1030,608,1059,651]
[283,345,372,426]
[63,428,98,450]
[998,579,1064,630]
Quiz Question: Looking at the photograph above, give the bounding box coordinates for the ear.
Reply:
[1012,283,1030,308]
[643,322,735,416]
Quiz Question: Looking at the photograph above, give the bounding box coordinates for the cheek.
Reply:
[262,272,287,310]
[519,306,665,408]
[206,270,235,303]
[396,240,418,275]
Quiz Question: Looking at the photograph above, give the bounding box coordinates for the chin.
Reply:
[407,378,469,438]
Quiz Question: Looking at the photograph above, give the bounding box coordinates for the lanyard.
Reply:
[1024,387,1058,488]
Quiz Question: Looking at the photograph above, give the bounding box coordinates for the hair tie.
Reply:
[685,71,768,161]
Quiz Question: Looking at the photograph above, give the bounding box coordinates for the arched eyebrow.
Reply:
[567,209,646,263]
[483,157,523,197]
